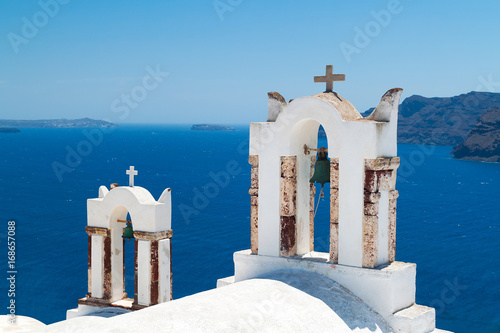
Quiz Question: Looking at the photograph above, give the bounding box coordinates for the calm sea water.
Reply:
[0,125,499,332]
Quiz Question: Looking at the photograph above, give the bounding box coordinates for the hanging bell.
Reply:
[122,222,134,242]
[310,148,330,187]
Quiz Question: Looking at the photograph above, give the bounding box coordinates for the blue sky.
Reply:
[1,0,500,124]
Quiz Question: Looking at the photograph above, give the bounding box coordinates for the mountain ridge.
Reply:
[362,91,500,146]
[0,118,117,128]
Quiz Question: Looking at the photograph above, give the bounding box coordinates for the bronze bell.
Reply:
[310,148,330,187]
[122,222,134,242]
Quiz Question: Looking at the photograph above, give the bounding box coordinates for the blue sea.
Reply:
[0,125,499,332]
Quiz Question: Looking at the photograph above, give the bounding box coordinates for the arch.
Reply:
[88,186,171,233]
[250,90,401,267]
[84,185,172,309]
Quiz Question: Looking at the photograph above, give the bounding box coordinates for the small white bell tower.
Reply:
[67,167,173,318]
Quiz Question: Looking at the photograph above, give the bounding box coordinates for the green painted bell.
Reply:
[310,149,330,186]
[122,222,134,242]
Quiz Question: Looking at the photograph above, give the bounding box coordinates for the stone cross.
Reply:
[126,166,138,187]
[314,65,345,92]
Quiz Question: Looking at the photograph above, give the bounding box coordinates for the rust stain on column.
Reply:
[170,240,173,301]
[87,235,92,294]
[280,178,296,216]
[388,190,399,262]
[103,235,112,300]
[362,215,378,268]
[280,156,297,257]
[280,216,296,257]
[249,155,259,254]
[329,223,339,263]
[363,160,379,268]
[309,156,316,252]
[134,239,138,304]
[123,239,126,296]
[150,240,159,305]
[250,205,258,254]
[309,183,315,252]
[362,158,400,268]
[329,158,340,263]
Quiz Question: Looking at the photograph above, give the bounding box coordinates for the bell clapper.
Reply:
[314,185,325,217]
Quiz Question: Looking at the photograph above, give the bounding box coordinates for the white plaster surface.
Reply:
[159,238,171,302]
[90,235,103,298]
[87,186,171,233]
[40,274,396,333]
[216,275,235,288]
[137,239,151,305]
[391,304,436,333]
[233,250,415,318]
[110,220,124,301]
[0,316,46,332]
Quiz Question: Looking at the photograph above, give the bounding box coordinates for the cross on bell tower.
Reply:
[314,65,345,92]
[126,166,138,187]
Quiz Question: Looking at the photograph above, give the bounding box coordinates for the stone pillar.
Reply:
[280,156,297,257]
[134,239,138,303]
[123,239,126,298]
[363,157,400,268]
[158,238,172,302]
[388,189,399,262]
[85,226,111,301]
[329,158,340,263]
[150,240,159,305]
[249,155,259,254]
[133,230,173,307]
[103,234,112,300]
[87,234,92,296]
[309,156,316,252]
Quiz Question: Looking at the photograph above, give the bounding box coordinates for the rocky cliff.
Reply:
[451,108,500,162]
[363,92,500,146]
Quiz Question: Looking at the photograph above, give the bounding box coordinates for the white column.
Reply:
[296,154,313,255]
[258,153,281,256]
[158,238,171,303]
[338,154,364,267]
[91,235,104,298]
[137,239,151,306]
[111,223,124,301]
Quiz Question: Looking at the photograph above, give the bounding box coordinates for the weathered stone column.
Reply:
[388,189,399,262]
[133,230,173,308]
[85,226,111,301]
[249,155,259,254]
[87,234,92,296]
[363,157,399,268]
[329,158,340,263]
[134,238,138,303]
[150,240,159,305]
[280,156,297,257]
[309,156,316,252]
[103,233,112,300]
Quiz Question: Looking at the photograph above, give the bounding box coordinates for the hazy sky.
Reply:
[1,0,500,124]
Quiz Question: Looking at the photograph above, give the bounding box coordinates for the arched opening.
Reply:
[312,125,331,253]
[289,119,338,260]
[123,212,135,301]
[109,206,136,306]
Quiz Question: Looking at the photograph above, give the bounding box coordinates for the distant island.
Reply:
[191,124,235,131]
[0,128,20,133]
[452,107,500,162]
[0,118,117,128]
